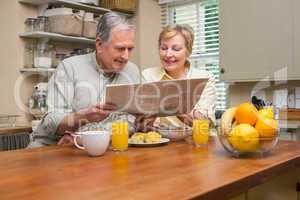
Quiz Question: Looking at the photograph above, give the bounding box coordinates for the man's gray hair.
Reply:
[96,12,134,42]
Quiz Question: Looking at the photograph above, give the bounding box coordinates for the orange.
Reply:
[234,102,258,125]
[228,124,259,152]
[255,115,278,138]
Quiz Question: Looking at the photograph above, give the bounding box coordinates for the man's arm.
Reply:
[36,61,116,139]
[56,102,117,135]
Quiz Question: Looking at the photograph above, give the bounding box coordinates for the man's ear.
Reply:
[95,37,104,53]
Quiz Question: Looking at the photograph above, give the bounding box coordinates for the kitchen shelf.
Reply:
[19,68,56,74]
[19,31,95,44]
[18,0,110,15]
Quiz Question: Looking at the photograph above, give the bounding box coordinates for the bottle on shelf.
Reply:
[24,42,36,68]
[73,48,85,55]
[24,18,37,32]
[84,47,94,54]
[36,16,50,32]
[34,42,53,68]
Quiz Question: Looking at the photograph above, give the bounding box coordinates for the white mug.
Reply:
[73,131,110,156]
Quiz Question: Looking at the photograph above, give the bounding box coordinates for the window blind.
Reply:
[160,0,227,111]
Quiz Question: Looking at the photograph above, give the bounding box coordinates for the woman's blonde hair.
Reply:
[159,24,194,56]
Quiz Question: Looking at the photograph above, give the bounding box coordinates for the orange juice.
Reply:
[111,121,129,151]
[192,119,209,147]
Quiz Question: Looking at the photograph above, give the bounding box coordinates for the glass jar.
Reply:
[84,47,94,54]
[36,16,49,32]
[73,48,84,55]
[24,43,35,68]
[52,53,66,67]
[24,18,37,32]
[69,51,76,57]
[34,43,52,68]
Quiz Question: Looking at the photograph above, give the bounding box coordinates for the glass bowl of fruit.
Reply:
[217,102,279,157]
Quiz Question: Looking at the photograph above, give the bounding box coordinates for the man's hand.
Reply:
[57,133,74,146]
[134,114,156,132]
[56,102,117,136]
[77,102,117,123]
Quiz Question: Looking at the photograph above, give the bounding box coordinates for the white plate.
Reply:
[128,138,170,147]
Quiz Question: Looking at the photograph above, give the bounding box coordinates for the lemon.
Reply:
[255,115,278,138]
[258,106,274,119]
[228,124,259,152]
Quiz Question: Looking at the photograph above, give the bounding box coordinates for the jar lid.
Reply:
[73,48,84,55]
[84,48,94,54]
[55,53,66,58]
[37,16,49,21]
[25,18,37,23]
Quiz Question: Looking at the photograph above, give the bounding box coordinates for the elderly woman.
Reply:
[137,24,216,130]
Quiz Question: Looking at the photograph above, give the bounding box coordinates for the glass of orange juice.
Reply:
[111,121,129,151]
[192,119,209,147]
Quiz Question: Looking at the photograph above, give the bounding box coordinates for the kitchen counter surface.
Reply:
[0,126,32,135]
[0,138,300,200]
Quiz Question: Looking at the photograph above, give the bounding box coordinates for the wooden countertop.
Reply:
[0,138,300,200]
[0,126,32,135]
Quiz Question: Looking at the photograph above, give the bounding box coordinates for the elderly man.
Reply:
[28,12,140,147]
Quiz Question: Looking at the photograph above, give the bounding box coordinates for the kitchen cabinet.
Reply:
[292,0,300,79]
[219,0,295,82]
[230,169,300,200]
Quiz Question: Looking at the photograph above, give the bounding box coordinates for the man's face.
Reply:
[96,28,135,73]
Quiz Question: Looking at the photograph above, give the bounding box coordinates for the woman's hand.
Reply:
[177,110,207,126]
[134,114,156,132]
[177,114,193,126]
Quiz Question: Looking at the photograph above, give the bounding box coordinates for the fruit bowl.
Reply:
[217,126,279,157]
[217,103,279,157]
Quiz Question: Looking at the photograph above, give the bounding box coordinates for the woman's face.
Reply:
[159,33,188,73]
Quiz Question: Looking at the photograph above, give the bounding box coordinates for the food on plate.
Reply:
[145,131,161,143]
[131,132,147,144]
[130,131,161,144]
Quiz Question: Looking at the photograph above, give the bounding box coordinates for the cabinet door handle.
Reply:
[220,68,225,74]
